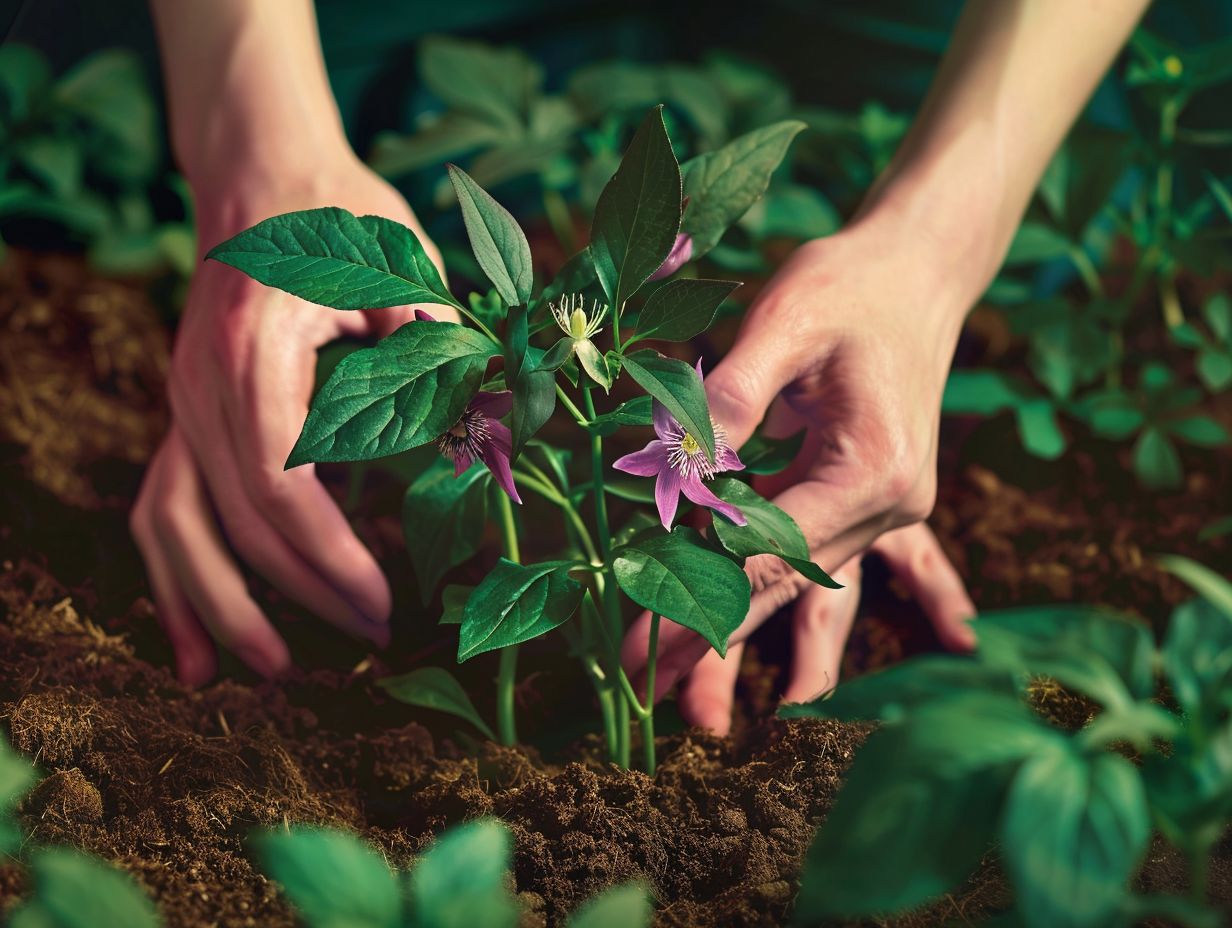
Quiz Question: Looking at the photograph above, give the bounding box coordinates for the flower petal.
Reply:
[453,450,474,477]
[652,400,676,440]
[613,440,669,477]
[655,467,682,530]
[680,475,747,526]
[719,445,745,472]
[471,390,513,419]
[649,233,693,281]
[414,309,438,322]
[479,420,521,503]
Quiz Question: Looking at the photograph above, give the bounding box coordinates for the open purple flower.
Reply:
[649,233,693,281]
[437,391,521,504]
[613,362,745,529]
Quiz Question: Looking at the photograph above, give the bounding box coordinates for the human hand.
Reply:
[130,156,451,685]
[622,222,979,733]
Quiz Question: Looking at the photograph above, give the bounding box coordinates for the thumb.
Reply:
[704,324,795,449]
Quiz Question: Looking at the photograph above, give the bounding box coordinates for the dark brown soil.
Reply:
[0,250,1230,926]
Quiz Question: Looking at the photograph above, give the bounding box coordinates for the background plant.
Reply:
[782,556,1232,928]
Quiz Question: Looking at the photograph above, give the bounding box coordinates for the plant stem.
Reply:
[582,387,630,767]
[1067,246,1105,299]
[511,471,600,564]
[641,613,660,775]
[542,187,577,254]
[1154,95,1185,329]
[454,304,500,344]
[495,492,521,746]
[1190,848,1209,905]
[555,384,589,425]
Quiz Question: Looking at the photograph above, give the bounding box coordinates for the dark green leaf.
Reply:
[369,116,506,178]
[536,248,601,313]
[290,321,494,466]
[504,307,554,456]
[254,827,400,928]
[738,430,804,475]
[458,560,584,661]
[11,850,159,928]
[1168,416,1230,448]
[566,884,652,928]
[621,350,715,460]
[409,819,517,928]
[0,44,51,121]
[1002,746,1149,928]
[631,278,739,343]
[1003,222,1073,267]
[378,667,495,740]
[54,51,158,182]
[709,478,840,588]
[613,530,750,656]
[589,107,682,310]
[1133,426,1183,491]
[1144,725,1232,860]
[942,370,1030,416]
[439,584,473,625]
[584,396,653,436]
[207,208,461,311]
[448,164,532,307]
[681,121,807,256]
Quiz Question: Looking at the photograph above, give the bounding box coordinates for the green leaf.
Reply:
[504,307,555,456]
[439,584,472,625]
[54,50,158,182]
[589,106,682,310]
[566,884,653,928]
[709,478,840,588]
[1196,349,1232,392]
[575,338,614,391]
[290,320,494,466]
[975,606,1154,707]
[794,694,1059,921]
[584,396,653,436]
[15,849,159,928]
[255,827,400,928]
[620,350,715,460]
[1002,746,1149,928]
[737,430,804,475]
[419,37,541,133]
[739,183,840,240]
[681,121,807,257]
[0,736,37,810]
[207,208,461,311]
[1133,426,1183,491]
[369,116,506,178]
[613,530,750,656]
[11,136,82,199]
[378,667,495,740]
[0,44,51,122]
[942,369,1029,416]
[1003,222,1073,267]
[630,278,739,343]
[1144,725,1232,860]
[1015,399,1067,460]
[409,819,517,928]
[1158,556,1232,620]
[1168,415,1230,448]
[447,164,533,307]
[458,560,584,661]
[781,654,1017,724]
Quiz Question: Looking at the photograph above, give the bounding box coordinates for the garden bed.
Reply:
[1,250,1230,926]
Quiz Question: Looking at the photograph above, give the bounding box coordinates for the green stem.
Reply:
[454,304,500,344]
[555,384,589,426]
[1067,246,1105,299]
[611,300,623,354]
[511,471,600,564]
[542,188,577,254]
[495,493,521,746]
[641,613,660,776]
[1154,96,1185,330]
[1190,848,1209,905]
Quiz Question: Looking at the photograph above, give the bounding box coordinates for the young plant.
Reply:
[253,819,652,928]
[783,556,1232,928]
[206,105,833,771]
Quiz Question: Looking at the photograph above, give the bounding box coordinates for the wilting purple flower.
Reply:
[650,234,693,281]
[613,362,745,529]
[437,391,521,503]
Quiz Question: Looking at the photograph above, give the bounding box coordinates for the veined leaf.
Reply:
[403,459,491,602]
[738,430,804,475]
[584,396,653,436]
[458,560,584,661]
[207,208,461,310]
[630,278,739,344]
[378,667,495,740]
[289,320,494,466]
[448,164,532,307]
[620,350,715,460]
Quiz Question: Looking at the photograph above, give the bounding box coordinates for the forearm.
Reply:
[857,0,1151,310]
[149,0,354,192]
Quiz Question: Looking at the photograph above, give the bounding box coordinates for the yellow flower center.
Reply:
[1164,55,1183,77]
[680,432,700,455]
[569,308,590,339]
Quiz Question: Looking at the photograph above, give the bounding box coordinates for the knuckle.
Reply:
[249,465,304,514]
[151,497,193,547]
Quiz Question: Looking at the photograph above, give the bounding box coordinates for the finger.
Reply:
[704,323,799,449]
[215,320,395,633]
[151,430,293,677]
[781,561,862,705]
[679,643,745,736]
[130,441,218,686]
[871,523,977,651]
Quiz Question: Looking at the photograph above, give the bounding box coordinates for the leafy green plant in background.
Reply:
[0,735,160,928]
[942,28,1232,490]
[0,44,193,277]
[206,104,834,772]
[253,819,651,928]
[783,556,1232,928]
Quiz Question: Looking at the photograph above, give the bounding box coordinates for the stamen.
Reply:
[664,420,730,481]
[437,407,490,462]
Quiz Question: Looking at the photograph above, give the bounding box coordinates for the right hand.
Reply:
[130,157,450,685]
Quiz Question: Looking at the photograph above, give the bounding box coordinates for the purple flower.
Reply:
[437,391,521,503]
[613,362,746,529]
[649,233,693,281]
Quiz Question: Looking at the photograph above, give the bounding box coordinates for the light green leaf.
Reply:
[709,478,840,588]
[1158,556,1232,620]
[409,819,518,928]
[1144,725,1232,861]
[630,278,739,344]
[1196,349,1232,392]
[589,106,682,311]
[447,164,532,307]
[403,458,490,601]
[289,321,494,466]
[681,121,807,256]
[942,369,1029,416]
[1002,747,1149,928]
[566,883,653,928]
[613,530,750,656]
[1003,222,1073,267]
[207,208,461,311]
[1015,399,1067,460]
[419,36,541,133]
[369,116,506,178]
[620,350,715,460]
[378,667,495,740]
[17,849,159,928]
[1168,415,1230,448]
[1133,426,1183,491]
[54,50,158,182]
[575,338,613,391]
[255,827,400,928]
[458,559,584,661]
